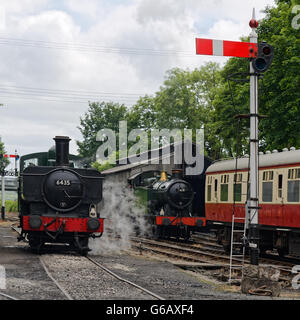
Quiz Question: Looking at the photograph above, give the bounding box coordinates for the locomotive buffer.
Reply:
[196,9,274,266]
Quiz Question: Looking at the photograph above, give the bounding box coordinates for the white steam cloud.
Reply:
[89,180,150,255]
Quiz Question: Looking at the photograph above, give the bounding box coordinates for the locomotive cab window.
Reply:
[24,158,38,169]
[288,169,300,203]
[262,171,273,202]
[220,174,229,202]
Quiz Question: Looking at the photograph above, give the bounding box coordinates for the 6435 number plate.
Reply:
[55,179,71,186]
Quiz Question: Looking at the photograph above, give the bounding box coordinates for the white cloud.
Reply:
[0,0,275,168]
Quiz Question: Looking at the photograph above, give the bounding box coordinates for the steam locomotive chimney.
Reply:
[54,136,71,166]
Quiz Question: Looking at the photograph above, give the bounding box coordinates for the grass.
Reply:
[0,199,18,212]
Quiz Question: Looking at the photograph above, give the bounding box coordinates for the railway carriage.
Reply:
[205,148,300,256]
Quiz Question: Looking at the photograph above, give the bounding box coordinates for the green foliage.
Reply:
[92,161,114,172]
[212,0,300,155]
[0,199,18,212]
[77,101,128,159]
[257,0,300,150]
[211,57,250,158]
[0,138,9,172]
[92,150,120,172]
[126,62,222,158]
[6,200,18,212]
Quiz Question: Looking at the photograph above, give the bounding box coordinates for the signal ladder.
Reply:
[228,203,248,283]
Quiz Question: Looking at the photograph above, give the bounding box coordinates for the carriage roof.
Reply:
[206,148,300,173]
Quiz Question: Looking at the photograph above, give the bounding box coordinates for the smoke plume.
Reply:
[89,181,149,255]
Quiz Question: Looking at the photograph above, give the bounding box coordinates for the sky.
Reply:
[0,0,275,169]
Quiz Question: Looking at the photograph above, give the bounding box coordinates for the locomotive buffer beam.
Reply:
[43,215,65,240]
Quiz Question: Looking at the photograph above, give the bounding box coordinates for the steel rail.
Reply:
[86,256,165,300]
[39,256,74,300]
[0,292,19,300]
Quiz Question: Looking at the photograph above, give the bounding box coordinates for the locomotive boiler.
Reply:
[132,168,206,240]
[19,136,104,255]
[148,170,194,216]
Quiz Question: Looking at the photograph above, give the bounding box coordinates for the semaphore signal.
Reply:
[195,9,274,268]
[196,38,258,58]
[0,154,19,159]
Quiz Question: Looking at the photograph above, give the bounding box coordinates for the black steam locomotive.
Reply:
[131,168,205,240]
[19,136,104,255]
[149,170,194,215]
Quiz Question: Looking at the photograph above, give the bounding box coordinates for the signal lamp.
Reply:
[252,42,274,73]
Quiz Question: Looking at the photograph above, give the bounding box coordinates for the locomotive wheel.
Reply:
[183,228,190,241]
[277,248,288,258]
[29,237,44,254]
[77,237,89,256]
[152,225,162,240]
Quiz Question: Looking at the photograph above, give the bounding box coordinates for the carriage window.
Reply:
[221,184,228,201]
[214,179,218,199]
[207,176,212,201]
[207,185,212,201]
[233,184,242,202]
[262,171,273,202]
[288,181,300,202]
[214,179,218,192]
[287,169,300,202]
[262,182,273,202]
[263,171,274,181]
[278,174,283,198]
[221,174,229,183]
[220,175,229,201]
[234,173,243,183]
[288,169,300,180]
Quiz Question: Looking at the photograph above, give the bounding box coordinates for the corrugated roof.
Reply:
[206,149,300,173]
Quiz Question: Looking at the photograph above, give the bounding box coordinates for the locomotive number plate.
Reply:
[55,179,71,186]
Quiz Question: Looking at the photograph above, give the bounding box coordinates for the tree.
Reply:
[258,0,300,150]
[211,57,251,158]
[77,101,128,159]
[212,0,300,156]
[0,138,9,173]
[127,62,222,158]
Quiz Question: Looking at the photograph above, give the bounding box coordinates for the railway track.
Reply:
[3,224,297,293]
[85,256,165,300]
[130,235,294,285]
[0,292,19,300]
[7,225,164,300]
[39,253,164,300]
[39,256,74,300]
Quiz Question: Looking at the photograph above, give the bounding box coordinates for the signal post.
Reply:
[195,9,273,266]
[1,172,4,220]
[248,14,260,265]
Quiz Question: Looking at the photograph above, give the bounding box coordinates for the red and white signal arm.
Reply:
[196,38,258,58]
[1,154,19,159]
